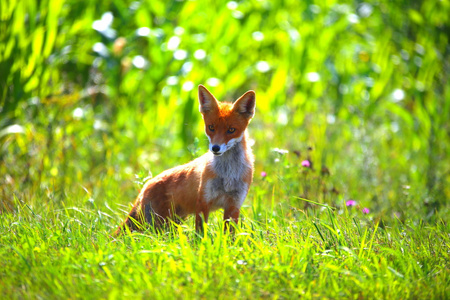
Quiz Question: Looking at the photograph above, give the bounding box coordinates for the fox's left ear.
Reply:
[233,90,256,119]
[198,85,219,113]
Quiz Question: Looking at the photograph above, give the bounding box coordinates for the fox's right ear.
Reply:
[198,85,218,113]
[233,90,256,119]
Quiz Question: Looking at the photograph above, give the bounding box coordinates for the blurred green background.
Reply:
[1,0,449,220]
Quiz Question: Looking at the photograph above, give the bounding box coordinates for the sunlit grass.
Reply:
[1,193,448,299]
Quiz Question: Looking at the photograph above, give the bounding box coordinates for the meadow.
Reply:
[1,0,449,298]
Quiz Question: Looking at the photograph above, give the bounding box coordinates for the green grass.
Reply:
[1,195,448,299]
[1,0,449,298]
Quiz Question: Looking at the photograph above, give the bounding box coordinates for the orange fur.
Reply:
[115,85,256,235]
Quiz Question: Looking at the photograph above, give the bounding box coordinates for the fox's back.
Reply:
[138,154,209,218]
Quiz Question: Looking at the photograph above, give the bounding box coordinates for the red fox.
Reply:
[116,85,255,234]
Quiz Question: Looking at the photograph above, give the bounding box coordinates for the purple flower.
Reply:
[301,160,311,168]
[346,200,356,207]
[261,171,267,178]
[362,208,370,214]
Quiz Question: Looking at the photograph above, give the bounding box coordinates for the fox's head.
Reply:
[198,85,256,156]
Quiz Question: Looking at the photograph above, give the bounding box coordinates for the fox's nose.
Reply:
[212,145,220,153]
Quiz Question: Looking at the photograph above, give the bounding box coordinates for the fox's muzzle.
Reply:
[210,143,226,156]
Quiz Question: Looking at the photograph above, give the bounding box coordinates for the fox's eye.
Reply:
[208,125,215,131]
[227,127,236,134]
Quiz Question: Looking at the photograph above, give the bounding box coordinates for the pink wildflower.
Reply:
[362,208,370,214]
[346,200,356,207]
[261,171,267,178]
[301,160,311,168]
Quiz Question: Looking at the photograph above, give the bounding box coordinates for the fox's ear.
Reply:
[233,90,256,119]
[198,85,218,113]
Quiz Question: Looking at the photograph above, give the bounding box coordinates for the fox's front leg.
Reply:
[223,204,240,232]
[195,193,211,233]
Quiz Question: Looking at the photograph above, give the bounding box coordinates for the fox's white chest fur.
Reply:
[203,139,253,209]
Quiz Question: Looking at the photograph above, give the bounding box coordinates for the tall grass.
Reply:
[1,194,449,299]
[1,0,449,214]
